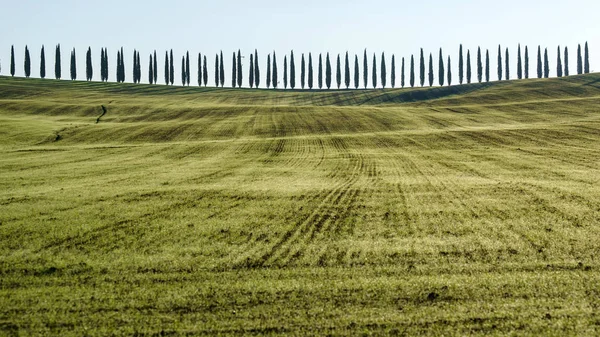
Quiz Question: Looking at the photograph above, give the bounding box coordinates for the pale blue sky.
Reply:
[1,0,598,87]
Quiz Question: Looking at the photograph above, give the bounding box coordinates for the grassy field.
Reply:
[1,74,600,335]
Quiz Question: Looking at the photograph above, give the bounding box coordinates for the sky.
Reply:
[1,0,598,87]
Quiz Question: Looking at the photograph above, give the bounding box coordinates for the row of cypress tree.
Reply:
[3,43,592,88]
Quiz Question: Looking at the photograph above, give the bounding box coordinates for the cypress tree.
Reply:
[99,48,104,81]
[308,53,313,89]
[497,45,502,81]
[40,45,46,79]
[197,53,202,86]
[420,48,425,87]
[505,48,509,80]
[120,47,125,83]
[363,49,368,89]
[485,49,490,82]
[391,54,395,88]
[266,53,271,88]
[70,48,76,80]
[557,46,563,77]
[24,45,31,78]
[137,51,141,83]
[325,53,332,89]
[170,49,175,85]
[525,46,529,79]
[544,48,549,78]
[401,57,405,88]
[10,45,15,77]
[166,51,170,84]
[564,47,569,77]
[105,48,109,82]
[372,53,377,89]
[254,50,260,88]
[219,51,225,87]
[458,44,464,84]
[439,49,444,86]
[55,44,61,79]
[318,53,323,89]
[537,46,543,78]
[214,54,219,87]
[577,44,583,75]
[301,53,306,89]
[153,50,158,84]
[517,44,522,80]
[290,50,295,89]
[584,42,590,73]
[203,55,208,87]
[477,47,482,83]
[237,50,242,88]
[354,55,359,89]
[133,49,137,83]
[345,52,350,89]
[410,55,415,87]
[466,50,471,84]
[381,52,386,88]
[336,54,341,89]
[447,56,452,86]
[232,52,237,88]
[186,51,190,86]
[86,47,92,81]
[116,50,121,82]
[249,53,254,88]
[283,55,288,89]
[428,53,433,87]
[272,51,278,89]
[149,54,154,84]
[181,56,185,85]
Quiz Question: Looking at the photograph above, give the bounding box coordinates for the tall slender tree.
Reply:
[249,53,254,88]
[153,50,158,84]
[318,53,323,89]
[170,49,175,85]
[439,49,444,86]
[459,44,464,84]
[391,54,396,88]
[410,55,415,87]
[55,44,61,79]
[447,56,452,86]
[197,53,201,86]
[477,47,482,83]
[354,55,359,89]
[86,47,92,81]
[428,53,433,87]
[497,45,502,81]
[372,53,377,89]
[203,55,208,86]
[308,53,313,89]
[301,53,306,89]
[237,50,242,88]
[266,53,271,88]
[325,53,332,89]
[40,45,46,79]
[186,51,190,86]
[149,54,154,84]
[505,48,509,80]
[219,51,225,87]
[165,51,170,84]
[232,52,237,88]
[363,49,368,89]
[564,47,569,77]
[517,44,522,80]
[132,49,138,83]
[401,57,405,88]
[181,56,186,85]
[537,46,543,78]
[120,47,125,83]
[290,50,296,89]
[577,44,583,75]
[466,50,472,84]
[345,52,350,89]
[24,45,31,78]
[254,50,260,88]
[544,48,550,78]
[557,46,563,77]
[283,55,288,89]
[272,51,278,89]
[10,45,15,77]
[524,46,529,79]
[381,52,387,88]
[137,51,141,83]
[419,48,425,87]
[70,48,76,80]
[485,49,490,82]
[584,42,590,73]
[336,54,341,89]
[214,54,219,87]
[100,48,105,81]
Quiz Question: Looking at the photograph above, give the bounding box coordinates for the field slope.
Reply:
[1,75,600,335]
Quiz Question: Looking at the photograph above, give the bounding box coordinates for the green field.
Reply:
[1,75,600,336]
